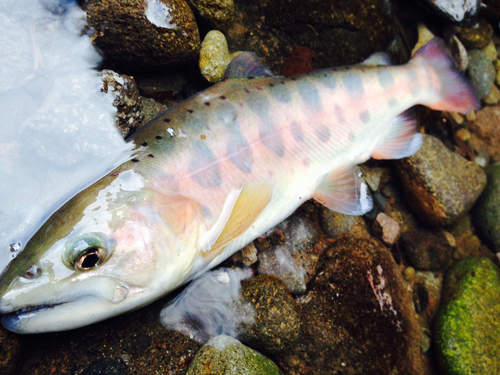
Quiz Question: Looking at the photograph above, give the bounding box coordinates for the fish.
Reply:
[0,38,479,333]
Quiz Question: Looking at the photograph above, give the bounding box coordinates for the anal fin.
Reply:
[200,178,276,256]
[371,109,423,160]
[313,166,373,215]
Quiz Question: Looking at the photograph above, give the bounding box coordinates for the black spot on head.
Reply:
[148,154,154,158]
[187,109,194,114]
[141,142,148,147]
[155,135,162,140]
[220,95,226,100]
[269,83,274,87]
[244,89,250,94]
[163,118,171,123]
[204,102,210,106]
[131,158,140,163]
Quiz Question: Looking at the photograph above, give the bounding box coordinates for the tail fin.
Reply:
[412,38,480,114]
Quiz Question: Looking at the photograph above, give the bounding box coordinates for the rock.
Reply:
[134,73,187,101]
[276,237,427,374]
[469,104,500,162]
[281,46,315,77]
[449,35,469,71]
[411,24,435,56]
[0,327,21,375]
[395,135,487,226]
[412,271,443,323]
[186,335,283,375]
[257,245,306,294]
[435,257,500,374]
[418,0,480,25]
[236,275,301,353]
[232,242,258,266]
[199,30,231,83]
[457,18,493,49]
[483,84,500,105]
[467,49,496,99]
[320,206,356,238]
[82,358,127,375]
[473,164,500,252]
[372,212,400,246]
[186,0,234,31]
[87,0,200,71]
[400,228,455,271]
[278,215,317,254]
[99,70,144,138]
[481,0,500,23]
[482,40,498,61]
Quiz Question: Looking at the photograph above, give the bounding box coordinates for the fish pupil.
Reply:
[78,249,101,269]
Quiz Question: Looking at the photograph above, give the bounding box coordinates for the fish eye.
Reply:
[63,233,109,271]
[24,264,42,279]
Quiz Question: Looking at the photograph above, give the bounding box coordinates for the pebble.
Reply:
[99,70,144,138]
[482,40,498,61]
[395,135,487,226]
[186,0,235,31]
[86,0,200,70]
[236,275,301,353]
[457,18,494,49]
[435,257,500,374]
[186,335,283,375]
[467,49,496,99]
[473,164,500,252]
[320,206,356,238]
[418,0,480,25]
[411,24,435,56]
[469,104,500,162]
[199,30,231,83]
[483,83,500,105]
[495,60,500,86]
[278,215,317,254]
[372,212,400,246]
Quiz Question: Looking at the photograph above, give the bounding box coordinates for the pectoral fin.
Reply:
[313,166,372,215]
[200,178,276,256]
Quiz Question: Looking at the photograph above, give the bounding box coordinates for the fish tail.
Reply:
[412,37,480,114]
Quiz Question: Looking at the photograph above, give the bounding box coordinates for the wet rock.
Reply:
[418,0,480,25]
[482,40,498,61]
[400,228,455,271]
[186,335,283,375]
[232,242,258,266]
[257,245,306,294]
[412,271,443,323]
[186,0,234,31]
[473,164,500,252]
[141,97,170,123]
[0,327,21,375]
[135,73,187,101]
[483,84,500,105]
[236,275,301,353]
[199,30,231,83]
[372,212,400,246]
[467,49,496,99]
[457,18,493,49]
[276,237,427,375]
[435,257,500,374]
[469,104,500,162]
[320,206,356,238]
[87,0,200,71]
[82,358,127,375]
[99,70,144,138]
[411,24,435,56]
[278,215,317,254]
[281,46,315,77]
[395,135,487,226]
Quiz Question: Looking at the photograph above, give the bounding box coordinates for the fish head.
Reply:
[0,169,201,333]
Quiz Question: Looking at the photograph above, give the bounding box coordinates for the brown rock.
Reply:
[372,212,400,245]
[186,0,235,31]
[457,18,494,49]
[395,135,487,226]
[470,104,500,162]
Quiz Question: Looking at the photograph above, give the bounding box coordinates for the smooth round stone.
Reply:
[467,49,496,99]
[473,164,500,252]
[186,335,283,375]
[395,135,487,226]
[435,257,500,374]
[199,30,231,83]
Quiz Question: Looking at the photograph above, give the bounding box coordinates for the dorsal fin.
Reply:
[223,52,274,79]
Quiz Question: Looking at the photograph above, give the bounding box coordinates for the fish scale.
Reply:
[0,38,480,333]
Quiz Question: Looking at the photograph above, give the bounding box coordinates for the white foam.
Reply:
[0,0,132,272]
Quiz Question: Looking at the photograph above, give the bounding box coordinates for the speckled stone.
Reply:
[473,164,500,252]
[0,327,21,375]
[457,18,494,49]
[467,49,496,99]
[395,135,487,226]
[186,0,234,31]
[87,0,200,71]
[435,257,500,374]
[186,335,283,375]
[235,275,301,353]
[99,70,144,138]
[483,84,500,105]
[418,0,481,25]
[482,41,498,61]
[320,207,356,238]
[469,104,500,162]
[199,30,231,83]
[82,358,126,375]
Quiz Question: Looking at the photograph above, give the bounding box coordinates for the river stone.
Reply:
[467,49,496,99]
[0,327,21,375]
[320,207,356,238]
[435,257,500,375]
[469,104,500,162]
[87,0,200,71]
[199,30,231,83]
[395,135,486,226]
[457,18,493,49]
[186,0,234,31]
[418,0,480,26]
[235,275,301,353]
[473,164,500,252]
[186,335,283,375]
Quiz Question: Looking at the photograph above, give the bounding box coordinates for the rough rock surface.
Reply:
[199,30,231,83]
[186,0,234,31]
[469,104,500,162]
